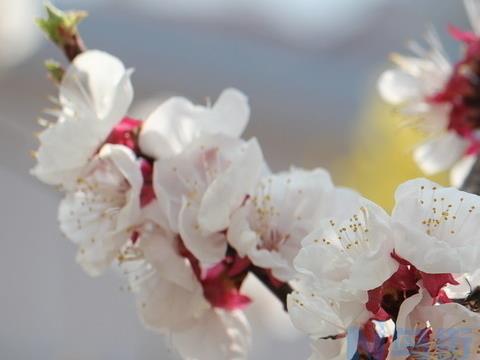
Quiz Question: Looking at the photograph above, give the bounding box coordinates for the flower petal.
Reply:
[202,88,250,138]
[172,309,251,360]
[98,145,143,228]
[139,88,249,159]
[31,50,133,187]
[58,145,142,275]
[465,0,480,35]
[75,230,127,276]
[179,198,227,265]
[60,50,133,121]
[413,132,468,175]
[296,199,397,299]
[378,69,422,105]
[135,272,208,332]
[309,338,347,360]
[198,138,264,233]
[392,178,480,273]
[287,290,367,339]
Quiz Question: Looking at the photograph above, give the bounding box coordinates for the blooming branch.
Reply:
[31,2,480,359]
[36,2,296,313]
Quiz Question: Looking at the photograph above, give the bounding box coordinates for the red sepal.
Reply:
[419,272,459,298]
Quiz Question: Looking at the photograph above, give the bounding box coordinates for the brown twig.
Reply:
[248,265,293,311]
[59,29,86,62]
[460,156,480,194]
[37,3,87,64]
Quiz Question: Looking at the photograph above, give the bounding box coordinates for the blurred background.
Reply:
[0,0,467,359]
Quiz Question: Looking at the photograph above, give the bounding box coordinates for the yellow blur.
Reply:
[334,98,448,211]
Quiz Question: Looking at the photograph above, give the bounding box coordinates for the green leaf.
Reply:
[36,2,87,46]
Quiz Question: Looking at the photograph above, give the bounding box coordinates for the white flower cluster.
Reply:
[32,1,480,356]
[288,178,480,359]
[31,50,340,359]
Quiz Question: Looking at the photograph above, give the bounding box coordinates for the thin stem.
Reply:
[61,31,86,62]
[460,156,480,194]
[249,265,293,311]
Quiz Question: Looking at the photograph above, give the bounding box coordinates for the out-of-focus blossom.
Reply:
[0,0,40,69]
[378,29,464,177]
[378,0,480,185]
[171,308,251,360]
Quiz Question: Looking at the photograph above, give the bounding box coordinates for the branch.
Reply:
[37,2,86,64]
[59,31,86,62]
[249,265,293,311]
[38,2,294,313]
[460,156,480,194]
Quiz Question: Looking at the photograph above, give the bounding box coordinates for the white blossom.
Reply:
[227,167,334,281]
[58,144,142,276]
[392,178,480,274]
[294,193,398,301]
[377,24,470,176]
[287,191,398,360]
[288,288,367,340]
[0,0,40,69]
[153,134,264,265]
[121,222,209,332]
[287,286,365,360]
[139,88,249,159]
[31,50,134,188]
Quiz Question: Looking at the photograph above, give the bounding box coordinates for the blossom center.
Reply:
[105,117,143,154]
[104,117,156,207]
[430,33,480,152]
[416,185,476,240]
